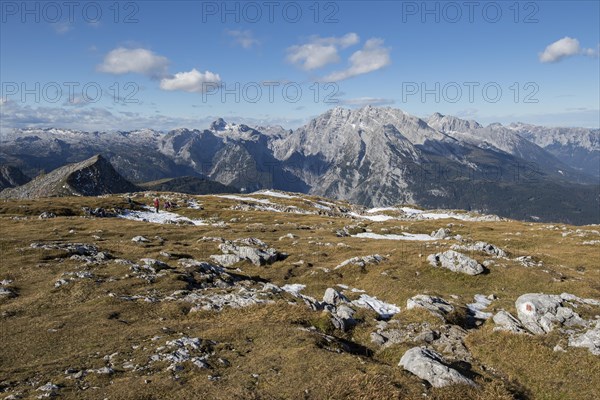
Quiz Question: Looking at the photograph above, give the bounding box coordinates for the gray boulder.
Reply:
[451,241,506,257]
[218,243,287,266]
[427,250,484,275]
[39,211,56,219]
[493,310,527,334]
[406,295,454,317]
[331,304,357,332]
[515,293,585,335]
[210,254,243,267]
[568,320,600,355]
[399,347,476,388]
[131,236,150,243]
[334,254,384,270]
[431,228,451,239]
[323,288,350,305]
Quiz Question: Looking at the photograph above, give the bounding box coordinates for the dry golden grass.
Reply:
[1,193,599,399]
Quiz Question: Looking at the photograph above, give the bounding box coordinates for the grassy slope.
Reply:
[0,194,599,399]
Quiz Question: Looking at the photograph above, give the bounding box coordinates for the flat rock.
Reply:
[452,241,506,257]
[131,236,151,243]
[427,250,484,275]
[493,310,527,334]
[334,254,384,270]
[431,228,451,239]
[218,243,287,266]
[406,295,454,317]
[398,347,476,388]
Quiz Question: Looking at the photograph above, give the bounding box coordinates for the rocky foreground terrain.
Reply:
[0,191,599,399]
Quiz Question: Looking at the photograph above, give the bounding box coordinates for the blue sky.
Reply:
[1,0,599,131]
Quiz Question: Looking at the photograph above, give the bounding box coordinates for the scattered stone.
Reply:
[278,233,298,240]
[515,293,585,335]
[54,271,95,288]
[466,294,493,320]
[351,294,400,319]
[515,256,543,268]
[492,311,527,334]
[336,224,365,237]
[427,250,484,275]
[334,254,384,270]
[131,236,150,243]
[431,228,451,239]
[398,347,476,388]
[209,254,243,267]
[36,382,59,396]
[149,337,214,371]
[406,295,454,317]
[82,207,116,218]
[323,288,349,305]
[38,212,56,219]
[0,287,16,298]
[451,241,506,257]
[215,242,287,266]
[330,304,357,332]
[568,320,600,355]
[370,332,387,345]
[177,285,276,312]
[90,366,114,375]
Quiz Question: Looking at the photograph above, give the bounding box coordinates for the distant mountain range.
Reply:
[1,106,598,224]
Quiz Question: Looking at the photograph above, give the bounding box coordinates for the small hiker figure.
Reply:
[153,197,160,213]
[165,200,171,211]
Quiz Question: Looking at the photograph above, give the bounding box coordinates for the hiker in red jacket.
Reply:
[153,197,160,213]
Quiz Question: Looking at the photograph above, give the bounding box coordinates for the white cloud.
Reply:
[227,30,260,49]
[98,47,169,78]
[582,45,600,57]
[286,33,360,70]
[0,101,310,133]
[539,37,599,63]
[323,38,391,81]
[63,96,91,107]
[53,22,73,34]
[159,69,222,93]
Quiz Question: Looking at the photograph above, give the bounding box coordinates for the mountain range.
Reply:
[1,106,598,224]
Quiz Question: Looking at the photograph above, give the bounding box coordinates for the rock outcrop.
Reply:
[406,295,454,318]
[515,293,585,335]
[399,347,476,388]
[427,250,484,275]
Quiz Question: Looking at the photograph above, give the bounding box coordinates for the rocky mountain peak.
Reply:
[210,118,228,131]
[0,154,138,199]
[428,112,482,133]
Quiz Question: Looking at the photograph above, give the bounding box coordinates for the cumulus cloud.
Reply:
[227,30,260,49]
[539,37,599,63]
[97,47,169,78]
[323,38,391,81]
[159,69,222,93]
[286,33,360,70]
